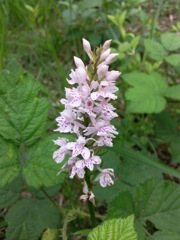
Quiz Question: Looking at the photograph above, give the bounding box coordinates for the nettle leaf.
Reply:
[5,198,60,240]
[0,60,49,145]
[161,33,180,51]
[0,177,21,209]
[164,84,180,100]
[0,137,21,188]
[165,54,180,67]
[144,39,167,61]
[123,71,168,113]
[107,179,180,237]
[88,215,137,240]
[23,135,66,188]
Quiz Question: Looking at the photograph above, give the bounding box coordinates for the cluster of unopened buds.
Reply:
[53,38,120,202]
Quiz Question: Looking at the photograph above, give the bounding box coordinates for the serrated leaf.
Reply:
[0,137,21,188]
[161,33,180,51]
[107,179,180,235]
[23,135,66,188]
[165,54,180,67]
[153,230,180,240]
[164,84,180,100]
[0,60,49,145]
[144,39,166,61]
[123,71,168,113]
[88,215,137,240]
[5,198,60,240]
[0,177,21,209]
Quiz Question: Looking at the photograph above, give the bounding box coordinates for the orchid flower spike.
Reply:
[53,38,120,196]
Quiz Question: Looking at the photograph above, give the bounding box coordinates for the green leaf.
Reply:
[0,60,49,145]
[123,71,168,113]
[107,179,180,235]
[144,39,166,61]
[165,54,180,67]
[23,135,66,188]
[170,137,180,163]
[154,110,179,142]
[118,146,180,179]
[93,181,132,203]
[0,177,20,209]
[0,137,21,188]
[88,215,137,240]
[153,231,180,240]
[5,198,60,240]
[164,84,180,100]
[161,33,180,51]
[41,228,59,240]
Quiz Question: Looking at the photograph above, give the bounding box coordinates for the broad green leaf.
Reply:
[165,54,180,67]
[5,198,60,240]
[88,215,137,240]
[0,60,49,145]
[153,231,180,240]
[0,177,20,209]
[161,33,180,51]
[0,137,21,187]
[23,135,66,188]
[144,39,166,61]
[123,71,168,113]
[107,179,180,235]
[164,84,180,100]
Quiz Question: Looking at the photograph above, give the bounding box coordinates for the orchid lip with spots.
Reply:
[53,38,120,198]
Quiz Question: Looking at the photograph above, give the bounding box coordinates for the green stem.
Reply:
[150,0,165,38]
[41,187,61,211]
[85,169,97,228]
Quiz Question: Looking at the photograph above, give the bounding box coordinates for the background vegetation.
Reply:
[0,0,180,239]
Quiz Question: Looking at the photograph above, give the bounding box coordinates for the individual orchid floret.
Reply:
[80,181,95,204]
[95,168,114,187]
[53,38,120,195]
[82,38,92,59]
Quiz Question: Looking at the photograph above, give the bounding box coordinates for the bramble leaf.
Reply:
[161,33,180,51]
[123,71,168,113]
[165,54,180,67]
[88,215,137,240]
[144,39,167,61]
[23,135,66,188]
[0,60,49,145]
[0,177,20,209]
[5,198,60,240]
[164,84,180,100]
[153,231,180,240]
[0,137,21,188]
[107,179,180,237]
